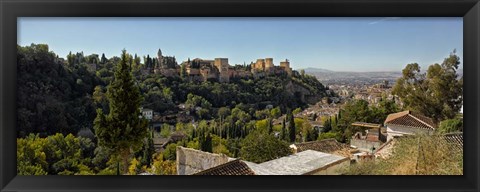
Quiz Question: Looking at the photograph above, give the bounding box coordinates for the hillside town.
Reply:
[16,18,463,176]
[151,110,462,175]
[130,50,463,175]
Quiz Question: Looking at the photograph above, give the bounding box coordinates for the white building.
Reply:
[384,110,436,141]
[178,147,350,175]
[141,108,153,120]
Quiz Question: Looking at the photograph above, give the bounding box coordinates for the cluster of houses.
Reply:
[173,110,463,175]
[329,81,401,107]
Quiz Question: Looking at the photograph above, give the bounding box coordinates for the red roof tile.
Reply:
[193,160,256,175]
[384,110,436,130]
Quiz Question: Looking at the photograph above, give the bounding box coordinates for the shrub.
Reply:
[344,134,463,175]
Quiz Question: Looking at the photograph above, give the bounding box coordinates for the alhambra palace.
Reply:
[145,49,294,82]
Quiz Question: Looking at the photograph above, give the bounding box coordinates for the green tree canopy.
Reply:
[392,51,463,123]
[239,129,291,163]
[17,133,95,175]
[94,49,148,174]
[437,117,463,134]
[337,99,372,142]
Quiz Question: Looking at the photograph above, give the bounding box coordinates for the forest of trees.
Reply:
[16,44,463,175]
[16,44,332,175]
[17,44,101,137]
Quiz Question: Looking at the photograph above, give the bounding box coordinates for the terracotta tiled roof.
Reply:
[384,110,436,130]
[193,159,255,175]
[293,139,352,158]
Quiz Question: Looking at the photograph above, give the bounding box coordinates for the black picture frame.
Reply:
[1,0,479,191]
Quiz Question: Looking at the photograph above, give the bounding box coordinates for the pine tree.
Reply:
[392,51,463,122]
[94,49,148,175]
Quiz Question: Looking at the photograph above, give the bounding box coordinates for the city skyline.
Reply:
[18,17,463,72]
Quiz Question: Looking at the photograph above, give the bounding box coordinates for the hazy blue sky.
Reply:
[18,17,462,72]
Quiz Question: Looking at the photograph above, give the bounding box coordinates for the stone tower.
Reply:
[157,48,164,69]
[280,59,292,76]
[214,58,230,83]
[255,59,266,70]
[265,58,274,73]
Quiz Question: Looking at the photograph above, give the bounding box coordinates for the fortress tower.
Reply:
[157,48,164,69]
[214,58,230,83]
[255,59,266,70]
[280,59,292,76]
[265,58,274,73]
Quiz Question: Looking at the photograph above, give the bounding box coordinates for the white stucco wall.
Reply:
[386,124,433,141]
[142,110,153,120]
[350,139,382,152]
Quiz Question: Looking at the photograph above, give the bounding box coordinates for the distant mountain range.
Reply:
[301,67,397,73]
[302,67,402,85]
[301,67,335,73]
[302,67,463,85]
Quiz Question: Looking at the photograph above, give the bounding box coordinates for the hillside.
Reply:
[17,44,332,137]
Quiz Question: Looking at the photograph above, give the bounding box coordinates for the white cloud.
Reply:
[368,17,401,25]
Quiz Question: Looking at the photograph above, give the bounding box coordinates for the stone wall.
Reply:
[350,139,382,152]
[176,146,230,175]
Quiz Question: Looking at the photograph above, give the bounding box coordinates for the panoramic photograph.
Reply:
[16,17,463,175]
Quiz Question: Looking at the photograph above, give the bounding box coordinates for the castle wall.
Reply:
[265,58,274,69]
[255,59,265,70]
[178,56,293,81]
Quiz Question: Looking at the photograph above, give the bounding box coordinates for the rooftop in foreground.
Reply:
[245,150,349,175]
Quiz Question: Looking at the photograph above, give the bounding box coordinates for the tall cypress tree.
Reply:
[100,53,108,64]
[141,131,155,167]
[267,118,273,134]
[288,110,296,143]
[94,49,148,175]
[199,128,213,153]
[280,117,287,141]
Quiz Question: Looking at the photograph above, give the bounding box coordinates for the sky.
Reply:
[18,17,463,72]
